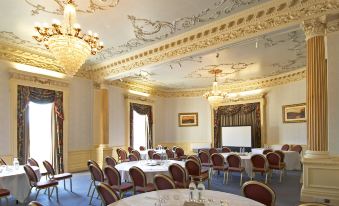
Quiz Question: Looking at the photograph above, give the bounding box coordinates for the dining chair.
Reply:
[28,201,44,206]
[43,160,73,191]
[128,147,134,154]
[210,153,228,184]
[185,159,210,189]
[24,165,59,202]
[152,153,161,160]
[273,150,285,165]
[0,188,10,206]
[132,150,141,160]
[128,154,138,162]
[87,160,100,197]
[105,156,117,167]
[291,145,303,154]
[281,144,290,151]
[153,174,176,190]
[226,154,245,186]
[198,151,213,179]
[263,149,273,155]
[97,182,120,206]
[221,147,232,153]
[88,164,105,205]
[242,180,276,206]
[250,154,270,184]
[148,150,156,159]
[27,158,47,178]
[168,163,189,188]
[139,146,146,151]
[129,166,156,194]
[266,152,285,183]
[116,148,122,162]
[104,166,133,198]
[175,147,187,161]
[209,148,218,156]
[120,149,129,162]
[0,158,6,166]
[165,149,177,160]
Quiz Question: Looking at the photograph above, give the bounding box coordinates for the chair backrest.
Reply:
[139,146,146,151]
[221,147,232,153]
[187,155,200,164]
[242,180,276,206]
[291,145,302,154]
[0,158,7,166]
[198,151,210,164]
[104,166,121,186]
[281,144,290,151]
[88,160,100,168]
[172,146,177,151]
[166,149,175,159]
[152,153,161,160]
[154,174,176,190]
[274,150,285,162]
[211,153,225,167]
[24,165,38,185]
[128,147,134,153]
[97,182,120,205]
[226,154,241,168]
[209,148,218,156]
[116,148,121,160]
[266,152,281,167]
[120,149,128,161]
[148,150,156,159]
[263,149,273,155]
[175,147,185,157]
[185,159,201,177]
[89,164,105,182]
[132,150,141,160]
[129,166,147,187]
[43,160,56,176]
[169,163,188,186]
[128,154,138,161]
[28,201,44,206]
[27,158,39,167]
[105,156,117,167]
[251,154,267,170]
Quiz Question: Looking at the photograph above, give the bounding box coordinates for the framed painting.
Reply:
[282,103,306,123]
[178,112,198,127]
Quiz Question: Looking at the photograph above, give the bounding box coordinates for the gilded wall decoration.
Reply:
[10,72,69,87]
[25,0,119,15]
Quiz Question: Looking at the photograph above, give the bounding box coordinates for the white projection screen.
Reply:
[221,126,252,147]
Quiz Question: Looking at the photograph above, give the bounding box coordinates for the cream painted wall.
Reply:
[0,67,11,155]
[327,31,339,155]
[266,79,307,145]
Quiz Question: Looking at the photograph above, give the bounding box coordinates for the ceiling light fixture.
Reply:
[32,0,103,77]
[203,69,227,107]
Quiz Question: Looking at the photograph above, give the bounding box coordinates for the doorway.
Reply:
[132,110,148,150]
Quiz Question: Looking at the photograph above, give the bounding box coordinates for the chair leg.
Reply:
[87,181,93,196]
[226,171,229,184]
[55,186,59,202]
[6,197,9,206]
[89,183,96,205]
[240,172,243,186]
[280,170,283,183]
[223,171,226,184]
[265,173,268,184]
[70,178,73,192]
[35,189,41,200]
[208,179,210,189]
[64,179,66,190]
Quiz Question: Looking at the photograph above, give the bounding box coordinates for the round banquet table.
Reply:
[220,153,253,178]
[115,160,185,183]
[0,165,41,203]
[109,189,264,206]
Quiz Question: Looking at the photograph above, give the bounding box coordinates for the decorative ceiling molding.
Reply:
[124,94,155,103]
[327,19,339,33]
[222,93,266,104]
[109,68,306,97]
[9,71,69,87]
[91,0,339,81]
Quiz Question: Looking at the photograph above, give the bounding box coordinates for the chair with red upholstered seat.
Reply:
[169,163,189,188]
[28,201,44,206]
[281,144,290,151]
[128,147,134,154]
[185,159,210,189]
[166,149,177,160]
[104,166,133,198]
[210,153,228,184]
[88,164,105,204]
[226,154,245,186]
[152,153,161,160]
[175,147,187,161]
[0,158,6,166]
[242,180,276,206]
[263,149,273,155]
[266,152,285,182]
[119,149,129,162]
[139,146,146,151]
[198,151,213,178]
[105,156,117,167]
[209,148,218,156]
[87,160,100,197]
[43,160,73,192]
[291,145,302,154]
[222,147,232,153]
[128,154,138,161]
[24,165,59,202]
[116,148,122,162]
[28,158,47,178]
[154,174,176,190]
[129,166,156,194]
[97,182,120,206]
[0,188,10,206]
[148,150,156,160]
[132,150,141,160]
[250,154,270,184]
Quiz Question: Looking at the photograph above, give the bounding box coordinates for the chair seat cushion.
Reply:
[53,173,72,180]
[228,167,245,172]
[201,168,209,174]
[136,183,156,193]
[253,167,269,173]
[36,180,58,189]
[174,181,188,188]
[269,165,285,170]
[202,163,212,167]
[213,165,228,171]
[112,183,133,191]
[0,188,10,196]
[193,172,209,181]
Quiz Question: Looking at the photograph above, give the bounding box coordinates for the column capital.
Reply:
[302,18,326,40]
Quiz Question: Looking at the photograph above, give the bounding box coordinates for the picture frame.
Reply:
[178,112,198,127]
[282,103,306,123]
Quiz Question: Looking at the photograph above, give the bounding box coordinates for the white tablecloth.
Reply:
[220,153,253,178]
[139,149,167,160]
[115,160,185,183]
[0,165,41,203]
[251,148,301,170]
[109,189,264,206]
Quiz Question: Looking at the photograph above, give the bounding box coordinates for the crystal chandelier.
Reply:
[203,69,227,107]
[32,0,103,76]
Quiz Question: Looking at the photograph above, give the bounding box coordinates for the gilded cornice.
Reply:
[91,0,339,81]
[9,71,69,87]
[124,94,155,104]
[110,68,306,98]
[303,18,326,40]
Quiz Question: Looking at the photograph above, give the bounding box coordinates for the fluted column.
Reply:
[303,18,328,157]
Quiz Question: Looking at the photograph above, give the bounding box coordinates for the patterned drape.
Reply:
[213,102,261,148]
[130,103,153,149]
[17,85,64,173]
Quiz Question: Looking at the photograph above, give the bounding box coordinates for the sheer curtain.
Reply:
[130,103,153,149]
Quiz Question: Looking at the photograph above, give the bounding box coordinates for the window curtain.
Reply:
[213,102,261,148]
[130,103,153,149]
[17,85,64,173]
